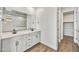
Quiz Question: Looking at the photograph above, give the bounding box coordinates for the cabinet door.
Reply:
[2,38,16,52]
[31,32,40,46]
[16,35,27,52]
[16,36,23,52]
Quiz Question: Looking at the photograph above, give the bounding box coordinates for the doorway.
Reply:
[57,7,77,52]
[63,11,74,40]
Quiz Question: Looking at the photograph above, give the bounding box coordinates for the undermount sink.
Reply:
[30,28,35,31]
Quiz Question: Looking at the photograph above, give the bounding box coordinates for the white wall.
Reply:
[0,37,1,52]
[37,7,57,50]
[62,7,74,12]
[63,13,74,22]
[6,7,34,15]
[27,14,36,29]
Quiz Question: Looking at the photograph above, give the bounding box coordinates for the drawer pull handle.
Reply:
[16,41,19,46]
[28,39,31,40]
[36,35,38,38]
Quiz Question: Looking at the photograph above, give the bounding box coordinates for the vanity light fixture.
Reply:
[5,15,12,22]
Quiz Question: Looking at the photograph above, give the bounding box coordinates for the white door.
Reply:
[64,23,74,37]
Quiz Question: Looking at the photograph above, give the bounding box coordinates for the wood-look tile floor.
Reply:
[25,36,79,52]
[25,43,56,52]
[59,36,79,52]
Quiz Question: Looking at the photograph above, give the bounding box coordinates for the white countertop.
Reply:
[1,29,40,39]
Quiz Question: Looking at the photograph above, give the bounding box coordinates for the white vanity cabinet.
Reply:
[31,32,40,46]
[2,31,40,52]
[15,35,27,52]
[25,32,40,50]
[2,38,16,52]
[2,35,28,52]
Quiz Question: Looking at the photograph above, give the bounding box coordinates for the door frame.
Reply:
[57,7,77,51]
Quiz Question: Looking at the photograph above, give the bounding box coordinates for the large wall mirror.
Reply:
[2,8,27,32]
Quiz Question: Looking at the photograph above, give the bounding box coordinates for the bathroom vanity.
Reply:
[1,30,40,52]
[0,7,41,52]
[0,7,59,52]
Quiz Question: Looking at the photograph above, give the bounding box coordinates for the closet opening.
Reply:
[57,8,77,52]
[63,11,74,41]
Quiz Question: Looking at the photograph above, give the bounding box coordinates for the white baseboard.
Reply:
[40,41,57,51]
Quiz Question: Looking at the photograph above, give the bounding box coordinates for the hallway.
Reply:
[59,36,79,52]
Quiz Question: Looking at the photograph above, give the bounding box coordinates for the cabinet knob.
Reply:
[1,19,4,21]
[28,39,31,40]
[36,35,38,38]
[78,31,79,32]
[16,41,19,46]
